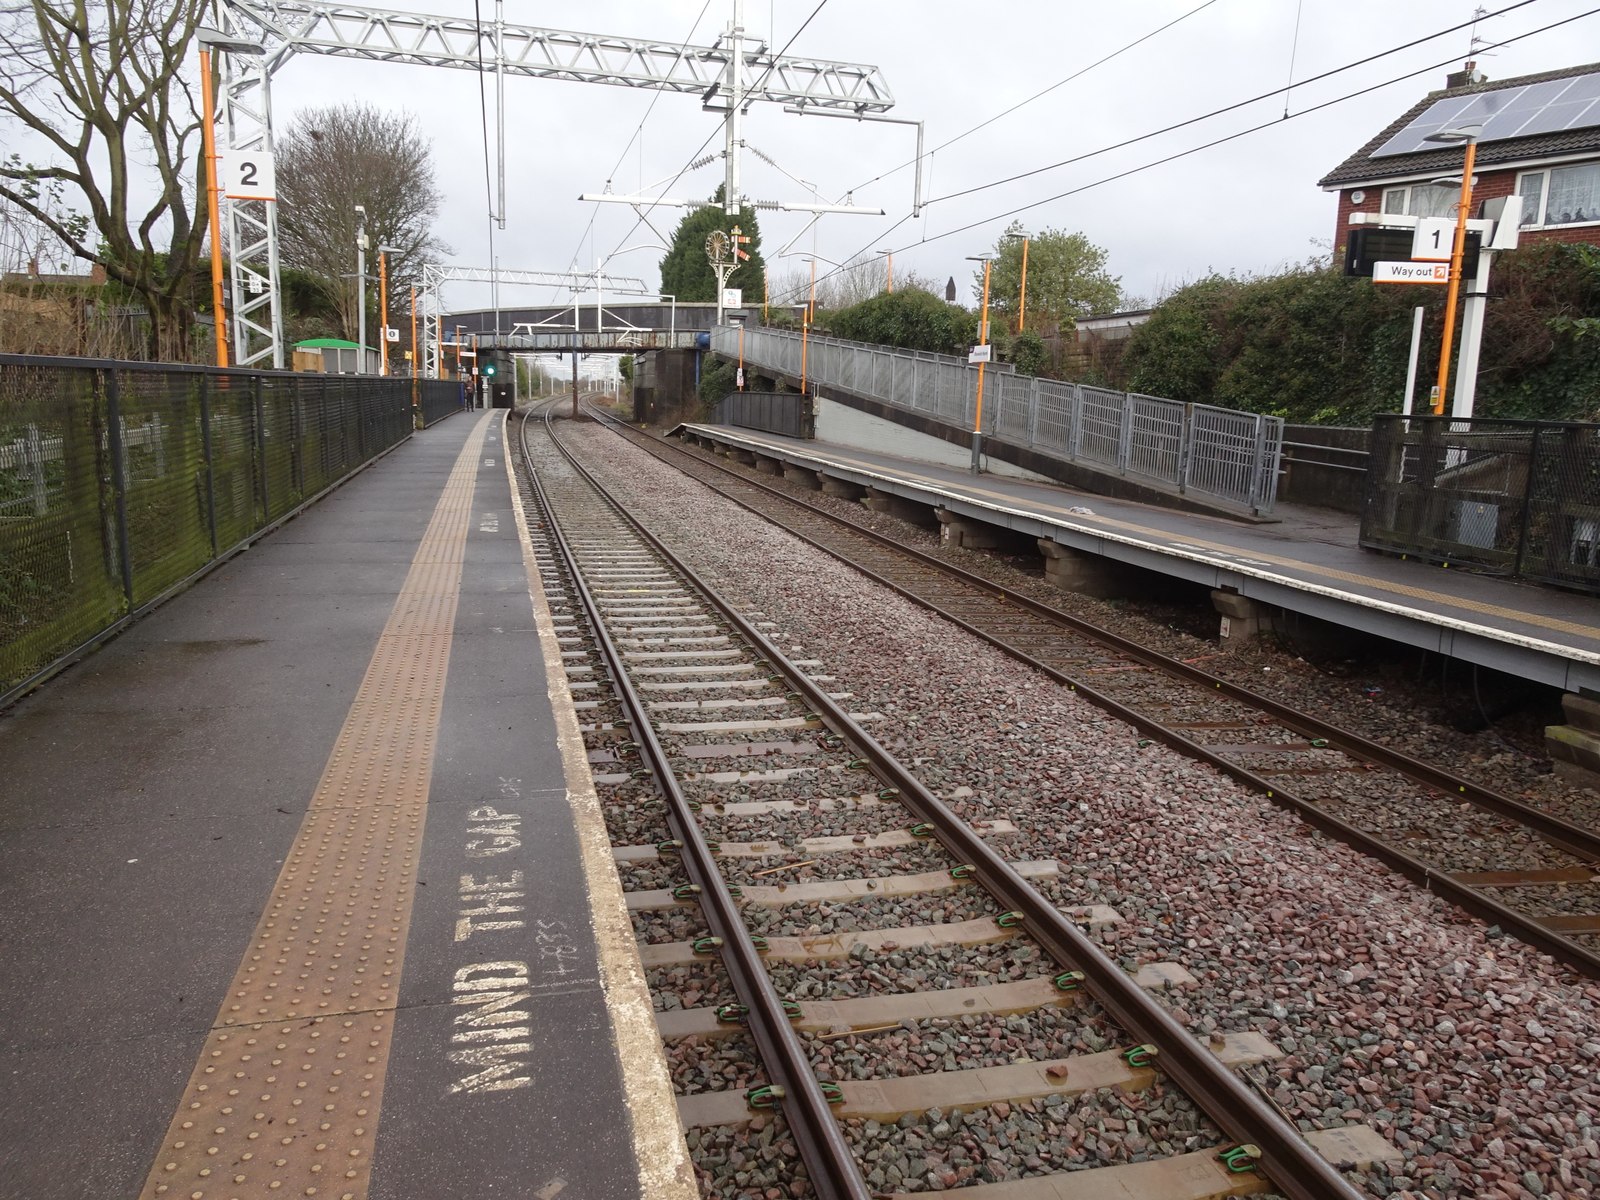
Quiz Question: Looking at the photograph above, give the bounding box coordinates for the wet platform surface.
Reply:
[0,409,691,1200]
[680,423,1600,692]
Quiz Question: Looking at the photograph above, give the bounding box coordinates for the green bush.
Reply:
[826,287,978,357]
[1121,244,1600,425]
[698,355,739,408]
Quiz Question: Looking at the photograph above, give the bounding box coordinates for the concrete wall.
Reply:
[634,349,701,426]
[814,396,1061,484]
[1279,425,1371,514]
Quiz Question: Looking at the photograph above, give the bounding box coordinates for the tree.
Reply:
[659,186,767,304]
[827,287,977,357]
[0,0,210,360]
[977,221,1121,334]
[274,103,449,343]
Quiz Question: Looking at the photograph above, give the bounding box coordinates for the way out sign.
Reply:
[1373,261,1449,285]
[224,152,277,202]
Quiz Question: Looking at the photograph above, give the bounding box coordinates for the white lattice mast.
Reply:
[214,5,287,368]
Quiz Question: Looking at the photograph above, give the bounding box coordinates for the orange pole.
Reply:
[738,324,745,390]
[378,251,390,376]
[409,285,418,415]
[763,268,769,325]
[1017,238,1030,334]
[886,252,893,294]
[199,47,228,368]
[1432,139,1478,416]
[974,259,992,438]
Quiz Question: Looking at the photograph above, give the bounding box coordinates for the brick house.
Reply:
[1319,62,1600,253]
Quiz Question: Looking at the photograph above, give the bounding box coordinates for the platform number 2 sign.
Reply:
[224,152,277,202]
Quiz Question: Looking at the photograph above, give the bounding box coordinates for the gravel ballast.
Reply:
[558,416,1600,1198]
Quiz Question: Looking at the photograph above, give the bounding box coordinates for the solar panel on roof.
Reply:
[1371,70,1600,157]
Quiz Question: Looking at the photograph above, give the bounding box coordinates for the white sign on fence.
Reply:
[968,344,992,364]
[1373,260,1450,285]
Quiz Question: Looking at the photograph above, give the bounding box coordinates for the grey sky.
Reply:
[23,0,1600,316]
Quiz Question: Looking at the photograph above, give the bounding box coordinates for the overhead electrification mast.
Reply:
[208,0,896,370]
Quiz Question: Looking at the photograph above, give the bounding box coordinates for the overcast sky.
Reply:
[30,0,1600,316]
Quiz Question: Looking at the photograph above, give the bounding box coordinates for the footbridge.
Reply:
[443,302,802,354]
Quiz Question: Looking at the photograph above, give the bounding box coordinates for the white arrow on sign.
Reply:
[224,152,277,202]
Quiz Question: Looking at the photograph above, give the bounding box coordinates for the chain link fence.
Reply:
[1,355,419,700]
[711,326,1282,514]
[1362,414,1600,595]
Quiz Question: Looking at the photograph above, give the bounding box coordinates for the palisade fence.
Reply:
[1362,414,1600,595]
[711,325,1283,514]
[0,355,430,699]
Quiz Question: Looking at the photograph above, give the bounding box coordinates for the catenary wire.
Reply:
[811,3,1582,293]
[926,0,1541,208]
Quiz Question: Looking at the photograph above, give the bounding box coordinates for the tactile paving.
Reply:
[139,415,492,1200]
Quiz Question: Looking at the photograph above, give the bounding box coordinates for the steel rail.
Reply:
[545,408,1368,1200]
[587,409,1600,979]
[517,407,872,1200]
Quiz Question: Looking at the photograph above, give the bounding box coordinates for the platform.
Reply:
[678,423,1600,694]
[0,410,694,1200]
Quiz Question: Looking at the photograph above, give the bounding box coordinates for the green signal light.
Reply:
[483,361,497,376]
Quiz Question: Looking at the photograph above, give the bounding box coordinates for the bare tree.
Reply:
[0,0,210,360]
[274,104,449,342]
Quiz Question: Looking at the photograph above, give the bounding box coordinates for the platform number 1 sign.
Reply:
[225,153,278,202]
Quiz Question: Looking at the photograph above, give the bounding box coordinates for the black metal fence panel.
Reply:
[0,355,415,697]
[1361,414,1600,595]
[712,391,811,439]
[419,379,465,427]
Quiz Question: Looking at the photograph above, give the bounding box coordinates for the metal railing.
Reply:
[712,325,1282,513]
[1362,414,1600,595]
[1,355,417,700]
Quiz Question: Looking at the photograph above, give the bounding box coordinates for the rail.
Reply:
[1,354,418,703]
[533,401,1371,1200]
[712,325,1283,514]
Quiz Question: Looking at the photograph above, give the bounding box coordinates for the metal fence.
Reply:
[1362,414,1600,594]
[711,391,811,439]
[419,378,467,427]
[712,325,1282,513]
[1,355,416,698]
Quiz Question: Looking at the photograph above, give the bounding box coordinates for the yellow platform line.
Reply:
[139,413,492,1200]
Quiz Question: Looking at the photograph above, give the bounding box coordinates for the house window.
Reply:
[1380,183,1461,218]
[1517,162,1600,227]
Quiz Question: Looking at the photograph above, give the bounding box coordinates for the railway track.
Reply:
[578,405,1600,980]
[516,401,1384,1199]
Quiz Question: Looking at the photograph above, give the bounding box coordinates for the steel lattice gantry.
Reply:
[211,0,895,369]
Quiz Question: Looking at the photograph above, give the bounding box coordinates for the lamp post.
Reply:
[966,253,997,473]
[1011,230,1033,333]
[1421,124,1481,416]
[877,249,893,294]
[377,244,400,376]
[354,205,368,373]
[195,27,266,368]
